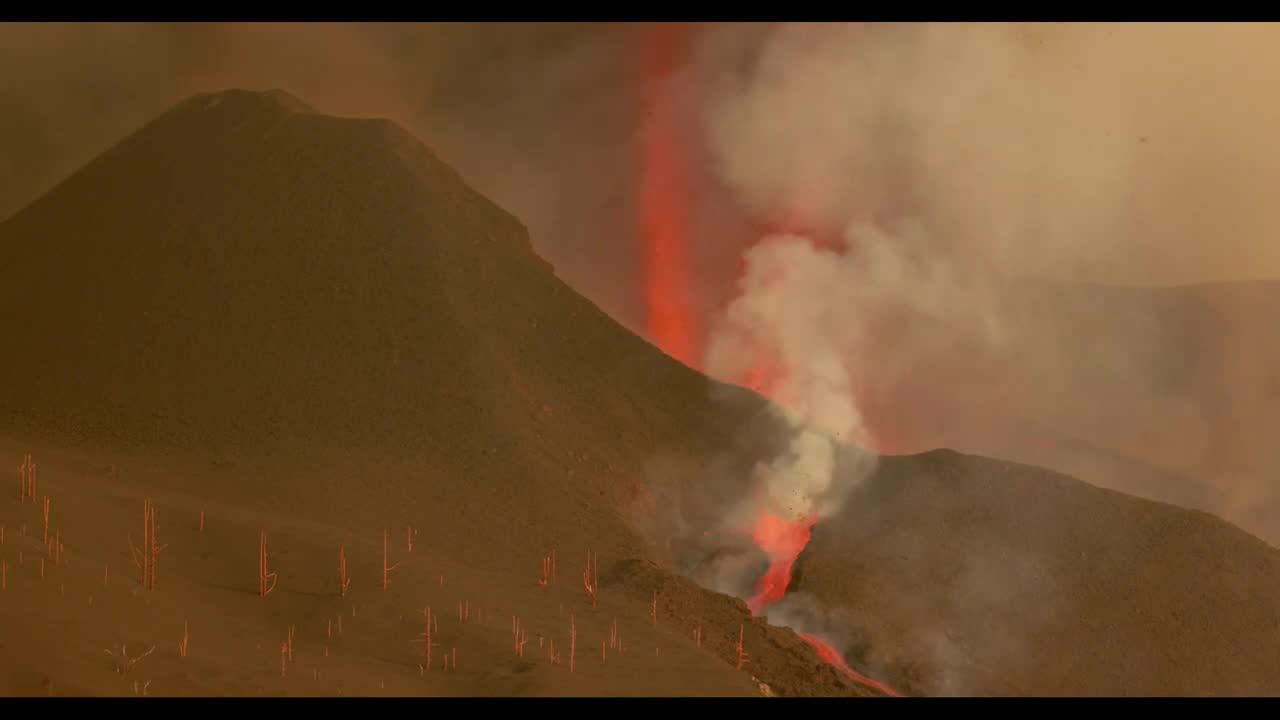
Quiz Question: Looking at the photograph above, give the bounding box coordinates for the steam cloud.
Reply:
[696,230,888,666]
[706,234,874,523]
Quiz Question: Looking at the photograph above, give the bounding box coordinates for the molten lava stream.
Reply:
[746,511,816,614]
[799,632,904,697]
[748,512,903,696]
[742,377,903,696]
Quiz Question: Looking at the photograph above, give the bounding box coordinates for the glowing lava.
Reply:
[746,510,816,614]
[800,631,904,697]
[638,24,697,368]
[633,23,901,697]
[747,498,903,696]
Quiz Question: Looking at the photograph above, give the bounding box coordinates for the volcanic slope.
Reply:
[0,88,871,697]
[788,449,1280,696]
[983,279,1280,546]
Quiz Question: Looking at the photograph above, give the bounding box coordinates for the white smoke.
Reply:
[688,24,1064,691]
[703,218,1002,529]
[704,232,881,525]
[696,21,1025,535]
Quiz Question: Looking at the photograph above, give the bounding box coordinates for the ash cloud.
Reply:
[698,22,1280,285]
[692,22,1280,545]
[679,21,1280,686]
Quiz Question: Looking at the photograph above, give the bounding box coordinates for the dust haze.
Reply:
[8,23,1280,286]
[5,21,1280,544]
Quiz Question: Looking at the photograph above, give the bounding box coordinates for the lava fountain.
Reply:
[636,24,900,696]
[707,232,898,696]
[745,510,817,614]
[638,23,698,368]
[716,238,906,691]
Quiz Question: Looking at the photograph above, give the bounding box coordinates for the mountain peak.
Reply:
[0,88,702,453]
[180,88,319,116]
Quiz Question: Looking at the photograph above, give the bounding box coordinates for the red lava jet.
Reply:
[638,23,698,368]
[636,23,902,696]
[746,510,817,615]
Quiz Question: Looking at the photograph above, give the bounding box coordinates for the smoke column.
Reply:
[703,230,893,689]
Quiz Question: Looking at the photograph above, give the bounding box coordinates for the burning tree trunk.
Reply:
[736,624,749,670]
[41,496,50,545]
[17,454,35,503]
[418,607,437,671]
[538,552,553,587]
[512,616,528,658]
[129,499,164,591]
[582,550,599,607]
[179,621,190,658]
[569,614,577,673]
[259,531,278,598]
[381,528,400,590]
[338,544,351,598]
[427,604,437,666]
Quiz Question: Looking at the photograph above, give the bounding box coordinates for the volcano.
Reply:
[0,89,1278,697]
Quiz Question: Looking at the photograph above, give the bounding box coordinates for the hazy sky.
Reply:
[4,22,1280,332]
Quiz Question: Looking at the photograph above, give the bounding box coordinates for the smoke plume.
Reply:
[681,21,1280,679]
[692,22,1280,546]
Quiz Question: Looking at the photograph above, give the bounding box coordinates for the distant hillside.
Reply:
[793,450,1280,695]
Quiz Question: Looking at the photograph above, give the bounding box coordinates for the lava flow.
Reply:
[745,491,902,695]
[800,631,904,697]
[746,509,816,614]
